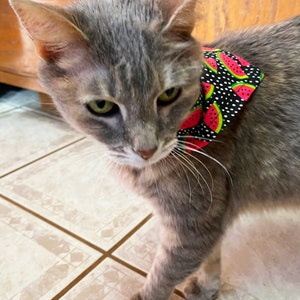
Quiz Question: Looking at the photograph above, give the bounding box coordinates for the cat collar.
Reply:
[177,47,264,153]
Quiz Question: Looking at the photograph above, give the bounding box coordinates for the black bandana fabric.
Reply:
[177,47,264,153]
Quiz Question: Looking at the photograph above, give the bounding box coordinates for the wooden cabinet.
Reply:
[193,0,300,42]
[0,0,40,91]
[0,0,72,93]
[0,0,299,97]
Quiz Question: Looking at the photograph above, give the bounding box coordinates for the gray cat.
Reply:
[9,0,300,299]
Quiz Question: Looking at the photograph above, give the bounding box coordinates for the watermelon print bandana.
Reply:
[177,47,264,153]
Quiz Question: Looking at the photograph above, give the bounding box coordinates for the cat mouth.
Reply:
[108,140,177,169]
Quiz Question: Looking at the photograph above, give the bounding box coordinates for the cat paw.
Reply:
[183,276,219,300]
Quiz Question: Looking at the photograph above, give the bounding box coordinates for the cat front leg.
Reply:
[183,241,221,300]
[131,221,222,300]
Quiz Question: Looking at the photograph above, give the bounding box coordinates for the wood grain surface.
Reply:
[193,0,300,42]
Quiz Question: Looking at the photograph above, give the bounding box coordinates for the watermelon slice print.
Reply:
[180,106,203,130]
[202,82,214,100]
[232,82,256,101]
[204,102,223,133]
[204,57,217,73]
[218,52,248,79]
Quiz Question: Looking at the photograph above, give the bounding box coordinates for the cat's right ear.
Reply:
[160,0,198,36]
[9,0,88,62]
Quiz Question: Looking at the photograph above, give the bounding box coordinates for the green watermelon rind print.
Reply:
[231,82,256,101]
[218,52,248,80]
[204,102,223,133]
[204,58,218,74]
[202,82,215,100]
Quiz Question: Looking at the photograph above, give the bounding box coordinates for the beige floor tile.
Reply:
[0,108,81,177]
[0,139,151,250]
[63,258,183,300]
[0,196,101,300]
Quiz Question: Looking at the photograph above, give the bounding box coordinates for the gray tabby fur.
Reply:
[9,0,300,299]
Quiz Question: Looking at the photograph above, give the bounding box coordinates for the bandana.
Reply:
[177,47,264,153]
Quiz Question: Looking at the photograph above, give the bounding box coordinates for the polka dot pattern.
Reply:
[177,47,264,153]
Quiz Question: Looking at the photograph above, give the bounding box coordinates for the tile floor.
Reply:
[0,84,300,300]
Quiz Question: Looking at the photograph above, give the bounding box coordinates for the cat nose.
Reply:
[135,147,157,160]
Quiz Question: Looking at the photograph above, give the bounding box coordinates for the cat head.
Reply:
[10,0,202,168]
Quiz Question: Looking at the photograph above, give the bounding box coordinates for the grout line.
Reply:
[55,253,184,299]
[1,181,185,297]
[2,193,184,298]
[0,193,106,254]
[52,214,153,299]
[2,191,153,257]
[52,256,106,300]
[51,257,146,299]
[0,137,85,179]
[1,192,154,298]
[108,215,185,299]
[52,252,189,300]
[109,255,148,277]
[107,213,153,254]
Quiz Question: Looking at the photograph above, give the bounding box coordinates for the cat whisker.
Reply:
[172,148,213,208]
[147,163,167,203]
[66,149,113,193]
[175,141,233,187]
[172,148,201,184]
[108,152,127,160]
[176,142,215,191]
[170,151,195,205]
[177,135,224,145]
[104,157,127,179]
[164,138,178,150]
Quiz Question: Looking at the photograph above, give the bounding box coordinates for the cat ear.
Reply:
[160,0,197,35]
[9,0,87,61]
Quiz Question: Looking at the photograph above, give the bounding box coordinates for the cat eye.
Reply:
[86,100,119,117]
[157,87,181,106]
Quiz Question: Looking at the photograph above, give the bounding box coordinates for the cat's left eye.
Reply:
[86,100,119,117]
[157,87,181,106]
